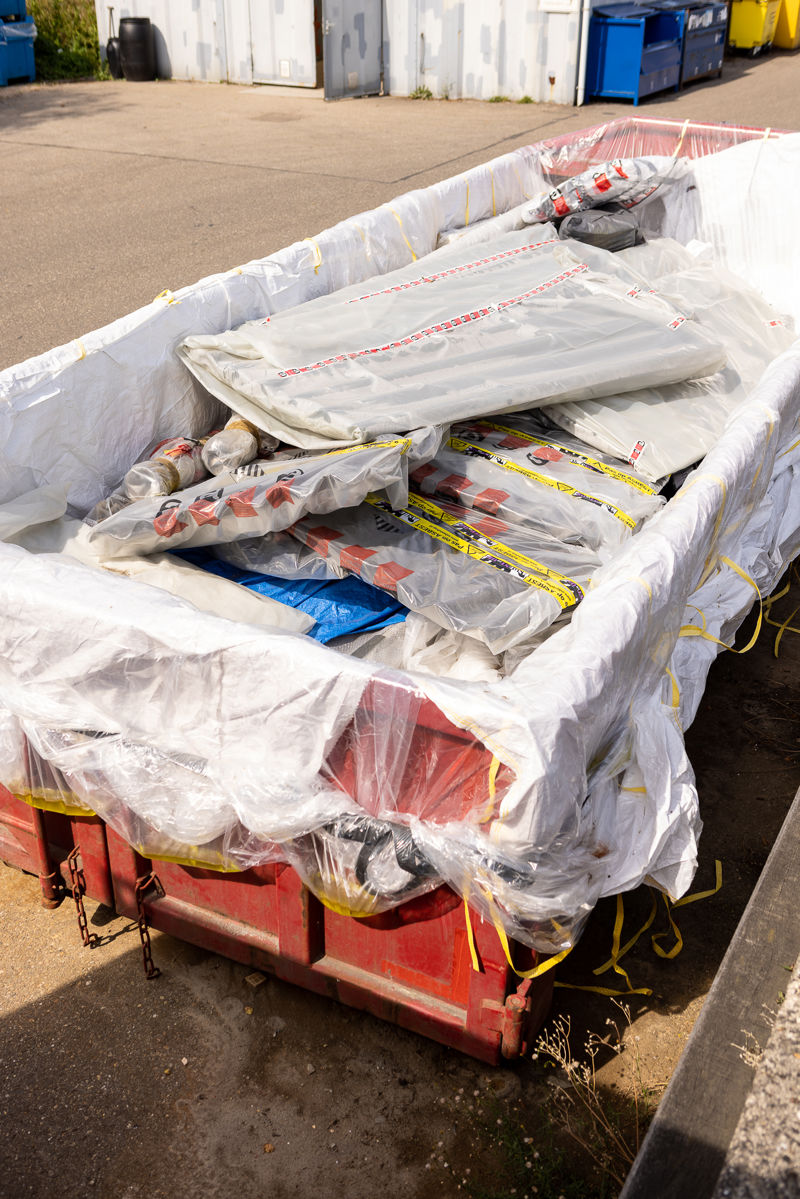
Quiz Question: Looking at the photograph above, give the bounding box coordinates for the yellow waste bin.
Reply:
[728,0,781,48]
[775,0,800,46]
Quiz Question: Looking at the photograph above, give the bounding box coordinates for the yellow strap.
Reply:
[471,420,657,496]
[302,237,323,274]
[74,340,87,361]
[463,897,482,972]
[651,892,684,959]
[771,606,800,656]
[447,436,637,530]
[154,288,177,304]
[673,118,690,158]
[483,886,572,979]
[653,860,723,958]
[389,208,418,261]
[593,891,658,977]
[478,755,501,823]
[679,557,762,654]
[778,435,800,458]
[672,858,723,908]
[594,894,653,994]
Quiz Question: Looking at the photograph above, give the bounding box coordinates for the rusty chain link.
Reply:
[134,872,164,980]
[66,846,98,948]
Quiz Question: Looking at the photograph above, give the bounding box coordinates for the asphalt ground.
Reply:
[1,54,800,1199]
[1,49,800,370]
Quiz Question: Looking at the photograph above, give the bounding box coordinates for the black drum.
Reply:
[119,16,156,82]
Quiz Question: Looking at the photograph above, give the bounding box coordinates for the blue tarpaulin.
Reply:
[174,548,407,643]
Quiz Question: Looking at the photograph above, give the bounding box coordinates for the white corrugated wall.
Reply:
[95,0,584,103]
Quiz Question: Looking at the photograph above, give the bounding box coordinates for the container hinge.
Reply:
[134,872,164,980]
[66,846,98,949]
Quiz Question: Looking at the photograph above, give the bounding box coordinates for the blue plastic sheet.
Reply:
[174,548,407,643]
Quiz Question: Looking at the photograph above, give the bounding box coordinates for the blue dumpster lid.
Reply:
[638,0,718,9]
[592,3,661,16]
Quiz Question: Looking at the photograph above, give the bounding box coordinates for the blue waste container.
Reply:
[0,1,26,20]
[0,18,35,86]
[643,0,727,84]
[586,3,684,104]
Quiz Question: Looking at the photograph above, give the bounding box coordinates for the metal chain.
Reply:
[134,873,164,980]
[66,846,98,948]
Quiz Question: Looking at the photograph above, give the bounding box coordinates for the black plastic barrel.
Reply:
[119,17,156,82]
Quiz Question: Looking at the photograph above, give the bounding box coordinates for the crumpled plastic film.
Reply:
[0,118,799,950]
[178,230,724,449]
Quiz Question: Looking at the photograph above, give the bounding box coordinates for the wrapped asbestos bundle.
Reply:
[178,229,724,449]
[286,490,600,653]
[545,239,795,479]
[411,414,663,554]
[86,438,412,558]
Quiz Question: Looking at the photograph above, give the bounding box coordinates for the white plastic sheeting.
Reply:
[1,117,799,953]
[178,228,724,450]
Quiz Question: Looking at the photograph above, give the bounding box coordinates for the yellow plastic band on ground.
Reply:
[389,208,418,261]
[448,436,637,530]
[74,340,87,360]
[302,237,323,274]
[593,892,658,979]
[772,605,800,656]
[154,288,177,304]
[653,860,723,959]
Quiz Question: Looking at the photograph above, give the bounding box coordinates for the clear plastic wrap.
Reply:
[1,118,799,952]
[201,415,279,476]
[545,239,795,479]
[286,491,601,653]
[178,230,724,450]
[520,155,687,223]
[411,413,664,554]
[86,438,412,558]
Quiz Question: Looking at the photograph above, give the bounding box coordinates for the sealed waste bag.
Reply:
[178,229,724,450]
[411,414,664,554]
[287,490,600,653]
[87,438,412,558]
